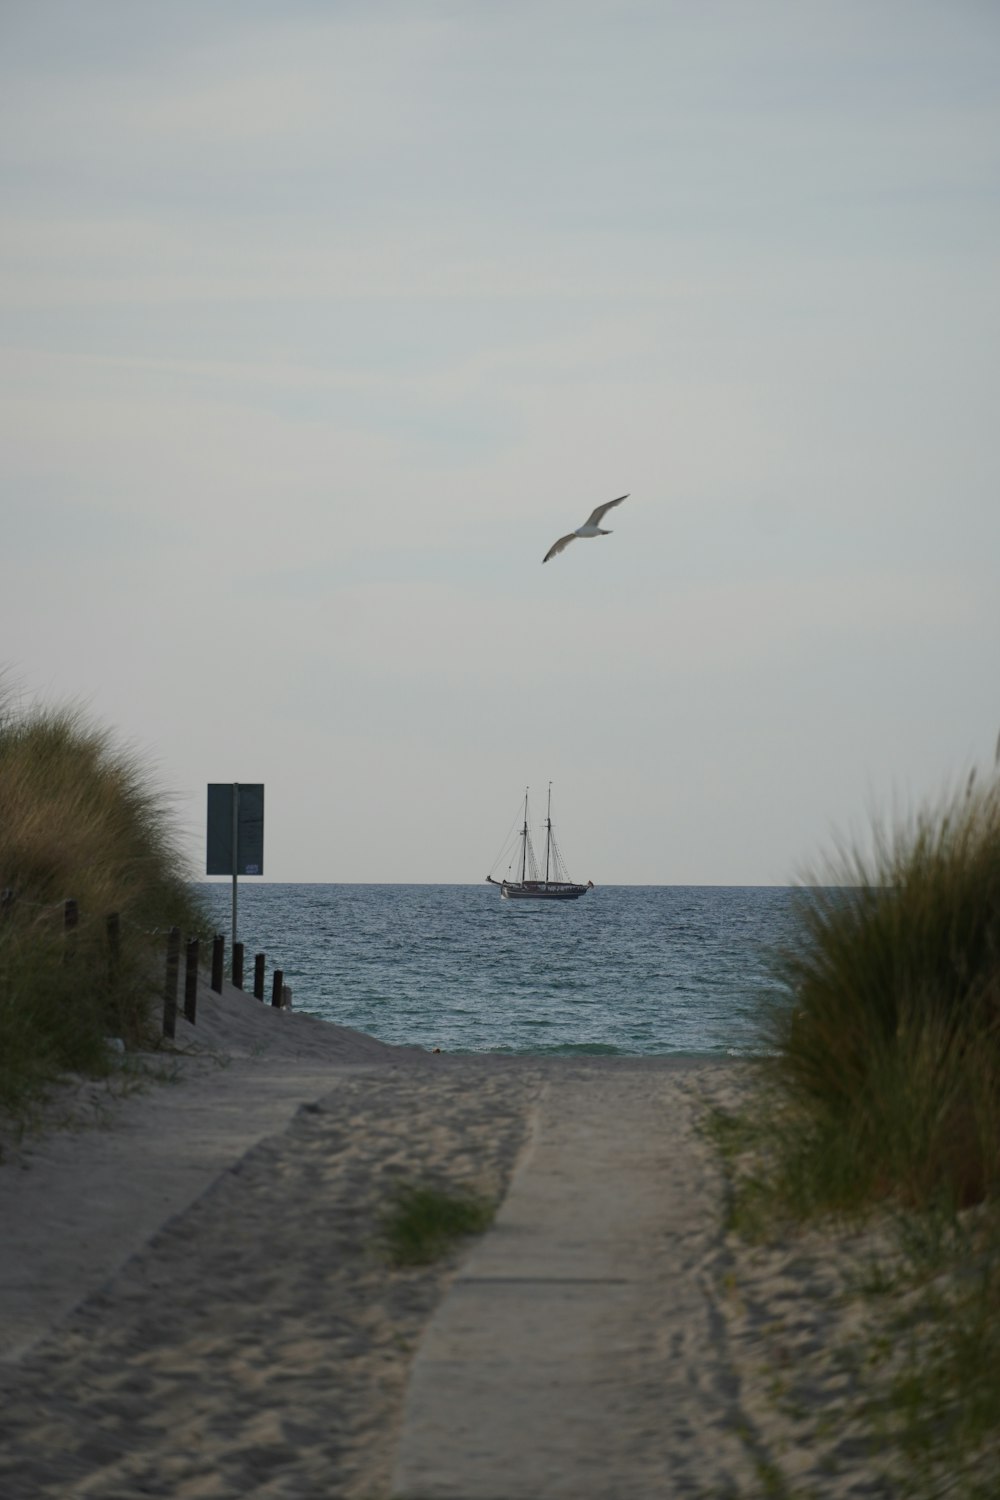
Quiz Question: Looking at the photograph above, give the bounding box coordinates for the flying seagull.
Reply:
[542,494,629,563]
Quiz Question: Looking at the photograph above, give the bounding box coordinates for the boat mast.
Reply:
[520,787,529,884]
[545,781,552,882]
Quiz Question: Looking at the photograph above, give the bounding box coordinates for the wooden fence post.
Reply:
[254,952,265,1002]
[232,941,245,991]
[271,968,284,1008]
[163,927,180,1039]
[281,984,292,1011]
[184,937,199,1024]
[211,933,224,993]
[63,898,78,963]
[106,912,121,989]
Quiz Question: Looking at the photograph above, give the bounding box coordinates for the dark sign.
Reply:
[206,784,264,876]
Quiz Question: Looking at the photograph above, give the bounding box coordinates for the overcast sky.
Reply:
[3,1,998,884]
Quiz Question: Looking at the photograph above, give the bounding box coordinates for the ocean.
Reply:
[197,883,800,1059]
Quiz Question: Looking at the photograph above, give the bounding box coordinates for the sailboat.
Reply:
[486,785,594,901]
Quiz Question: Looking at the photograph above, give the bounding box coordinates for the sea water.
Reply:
[196,884,800,1058]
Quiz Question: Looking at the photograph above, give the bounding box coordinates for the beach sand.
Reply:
[0,977,903,1498]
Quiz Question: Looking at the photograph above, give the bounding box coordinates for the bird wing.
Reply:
[543,532,578,563]
[585,493,629,527]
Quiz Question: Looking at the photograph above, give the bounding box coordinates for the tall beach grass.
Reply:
[764,769,1000,1216]
[0,694,208,1122]
[713,767,1000,1494]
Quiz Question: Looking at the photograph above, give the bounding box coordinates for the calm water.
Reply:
[197,884,800,1058]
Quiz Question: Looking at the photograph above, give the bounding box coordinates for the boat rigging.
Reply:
[486,785,593,901]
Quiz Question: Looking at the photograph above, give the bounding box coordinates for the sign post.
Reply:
[231,784,239,953]
[207,783,264,956]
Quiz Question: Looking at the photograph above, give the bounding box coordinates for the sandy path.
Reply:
[0,981,911,1498]
[0,1052,540,1499]
[0,974,429,1366]
[393,1060,754,1499]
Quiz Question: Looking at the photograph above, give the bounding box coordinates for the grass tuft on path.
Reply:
[380,1182,495,1266]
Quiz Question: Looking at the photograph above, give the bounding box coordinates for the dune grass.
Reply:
[763,770,1000,1218]
[709,768,1000,1494]
[0,694,208,1125]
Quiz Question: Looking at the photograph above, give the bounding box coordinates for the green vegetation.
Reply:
[0,694,208,1126]
[711,768,1000,1495]
[877,1209,1000,1499]
[379,1180,495,1265]
[764,770,1000,1218]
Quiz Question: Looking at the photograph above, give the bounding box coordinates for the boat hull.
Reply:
[499,882,589,901]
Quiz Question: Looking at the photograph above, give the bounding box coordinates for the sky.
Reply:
[2,0,999,885]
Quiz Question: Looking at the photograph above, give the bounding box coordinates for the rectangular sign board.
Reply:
[206,783,264,876]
